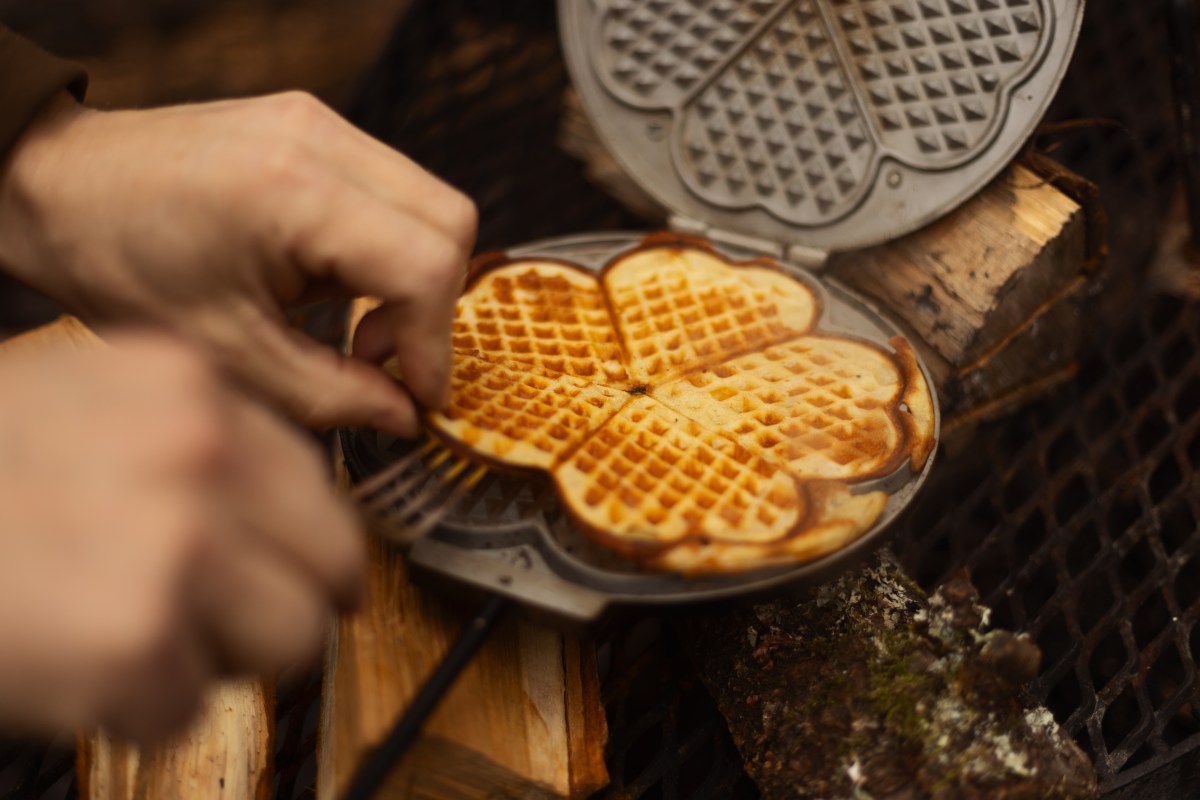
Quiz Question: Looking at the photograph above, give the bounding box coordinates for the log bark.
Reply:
[677,552,1097,800]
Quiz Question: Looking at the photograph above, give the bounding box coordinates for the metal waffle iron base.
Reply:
[340,232,940,628]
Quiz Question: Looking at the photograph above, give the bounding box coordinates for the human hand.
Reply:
[0,91,477,436]
[0,333,365,742]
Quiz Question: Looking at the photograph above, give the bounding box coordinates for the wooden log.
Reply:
[677,551,1098,800]
[78,681,273,800]
[828,165,1088,369]
[0,317,276,800]
[317,536,608,800]
[316,299,609,800]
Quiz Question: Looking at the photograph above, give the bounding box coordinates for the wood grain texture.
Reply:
[0,315,99,353]
[317,299,609,800]
[829,165,1087,368]
[0,317,276,800]
[79,681,273,800]
[317,537,608,800]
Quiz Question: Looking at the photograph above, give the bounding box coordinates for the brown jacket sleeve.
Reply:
[0,25,87,163]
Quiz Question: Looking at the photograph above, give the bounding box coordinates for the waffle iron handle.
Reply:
[341,592,512,800]
[407,538,613,628]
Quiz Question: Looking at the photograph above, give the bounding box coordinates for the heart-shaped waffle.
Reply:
[427,235,934,574]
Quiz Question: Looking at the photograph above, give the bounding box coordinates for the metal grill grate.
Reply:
[894,295,1200,793]
[597,619,760,800]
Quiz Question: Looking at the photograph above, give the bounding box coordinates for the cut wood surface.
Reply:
[829,164,1088,368]
[79,681,273,800]
[0,317,275,800]
[317,298,609,800]
[317,536,608,800]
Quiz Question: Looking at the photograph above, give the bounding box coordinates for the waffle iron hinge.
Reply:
[668,214,830,271]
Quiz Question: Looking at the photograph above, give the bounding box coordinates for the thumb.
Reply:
[350,303,453,408]
[237,310,421,436]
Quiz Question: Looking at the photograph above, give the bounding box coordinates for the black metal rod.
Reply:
[341,592,512,800]
[1168,0,1200,246]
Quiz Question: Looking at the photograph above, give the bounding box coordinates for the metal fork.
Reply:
[350,436,489,546]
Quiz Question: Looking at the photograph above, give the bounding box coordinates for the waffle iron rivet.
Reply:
[887,170,903,188]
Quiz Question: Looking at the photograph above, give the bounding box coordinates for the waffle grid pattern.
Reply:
[559,397,798,541]
[658,337,906,480]
[593,0,1049,225]
[601,0,783,106]
[605,253,815,384]
[436,353,629,469]
[830,0,1045,160]
[432,244,933,570]
[452,265,631,386]
[679,0,876,223]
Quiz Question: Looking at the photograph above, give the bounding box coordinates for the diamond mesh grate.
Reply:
[597,619,760,799]
[894,296,1200,790]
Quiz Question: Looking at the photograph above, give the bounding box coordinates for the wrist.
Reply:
[0,92,95,295]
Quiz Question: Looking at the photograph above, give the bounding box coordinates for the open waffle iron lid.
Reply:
[559,0,1085,256]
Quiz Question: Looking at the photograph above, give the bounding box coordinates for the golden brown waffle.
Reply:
[553,396,804,554]
[422,236,935,574]
[651,483,889,574]
[604,246,818,385]
[429,352,628,471]
[657,336,914,481]
[451,261,631,388]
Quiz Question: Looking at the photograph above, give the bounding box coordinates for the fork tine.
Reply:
[374,456,471,520]
[357,449,466,516]
[358,468,438,518]
[399,465,489,544]
[351,438,438,502]
[350,434,489,546]
[367,461,487,547]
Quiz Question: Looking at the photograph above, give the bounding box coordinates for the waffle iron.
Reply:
[339,2,1085,795]
[344,231,937,623]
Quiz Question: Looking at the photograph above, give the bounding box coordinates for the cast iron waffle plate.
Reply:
[561,0,1085,253]
[344,232,939,624]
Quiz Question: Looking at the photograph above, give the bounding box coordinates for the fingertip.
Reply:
[350,306,396,364]
[370,393,422,438]
[395,330,452,413]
